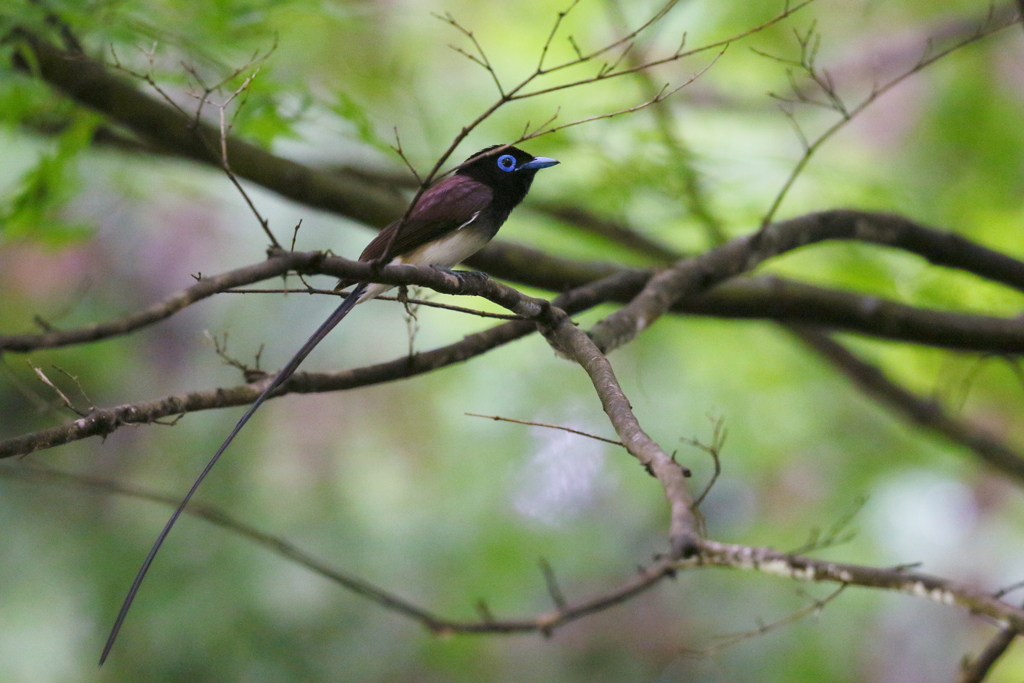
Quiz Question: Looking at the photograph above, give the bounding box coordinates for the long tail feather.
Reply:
[100,283,368,665]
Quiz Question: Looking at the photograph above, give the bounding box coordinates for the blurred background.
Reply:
[2,0,1024,681]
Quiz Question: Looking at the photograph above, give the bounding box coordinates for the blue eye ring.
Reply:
[496,154,517,172]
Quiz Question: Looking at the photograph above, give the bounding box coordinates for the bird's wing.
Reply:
[358,175,493,262]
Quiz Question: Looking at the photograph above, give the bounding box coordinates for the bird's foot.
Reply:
[432,267,489,284]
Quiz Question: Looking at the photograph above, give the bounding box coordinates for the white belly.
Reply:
[357,224,490,303]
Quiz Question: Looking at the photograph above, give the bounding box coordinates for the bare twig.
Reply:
[108,41,283,248]
[787,495,865,556]
[539,558,568,612]
[605,0,728,247]
[27,361,83,415]
[465,412,623,446]
[51,365,97,412]
[381,0,807,265]
[684,415,727,510]
[0,358,53,413]
[685,585,847,656]
[214,65,281,248]
[759,10,1012,227]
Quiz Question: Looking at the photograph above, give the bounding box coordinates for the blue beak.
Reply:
[519,156,559,170]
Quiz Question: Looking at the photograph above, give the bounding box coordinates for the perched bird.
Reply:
[100,144,558,664]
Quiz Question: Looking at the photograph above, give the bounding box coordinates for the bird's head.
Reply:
[456,144,559,211]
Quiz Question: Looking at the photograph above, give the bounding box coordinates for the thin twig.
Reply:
[539,558,568,612]
[759,12,1011,227]
[684,585,847,656]
[684,415,727,510]
[26,361,83,416]
[465,413,623,446]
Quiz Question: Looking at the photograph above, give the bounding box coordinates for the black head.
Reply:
[456,145,558,213]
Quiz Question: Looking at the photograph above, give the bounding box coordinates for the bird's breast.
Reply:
[395,218,494,269]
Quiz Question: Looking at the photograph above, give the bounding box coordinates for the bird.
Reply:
[99,144,559,664]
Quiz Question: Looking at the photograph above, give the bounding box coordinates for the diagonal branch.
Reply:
[790,327,1024,483]
[3,458,684,637]
[8,30,404,230]
[692,539,1024,630]
[0,252,312,352]
[958,621,1019,683]
[9,463,1024,642]
[588,210,1024,353]
[535,304,699,554]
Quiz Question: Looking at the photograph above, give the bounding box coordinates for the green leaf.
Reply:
[328,90,391,152]
[0,113,99,245]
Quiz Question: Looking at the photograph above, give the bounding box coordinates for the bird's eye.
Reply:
[496,154,517,172]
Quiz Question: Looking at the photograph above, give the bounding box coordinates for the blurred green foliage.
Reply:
[2,1,1024,682]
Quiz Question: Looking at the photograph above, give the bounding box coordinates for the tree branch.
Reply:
[692,539,1024,631]
[958,622,1018,683]
[10,263,1024,356]
[8,29,403,230]
[536,302,699,554]
[680,276,1024,354]
[0,263,640,457]
[0,251,311,352]
[791,326,1024,483]
[589,210,1024,353]
[9,462,1020,647]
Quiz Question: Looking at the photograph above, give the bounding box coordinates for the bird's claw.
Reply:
[432,267,489,284]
